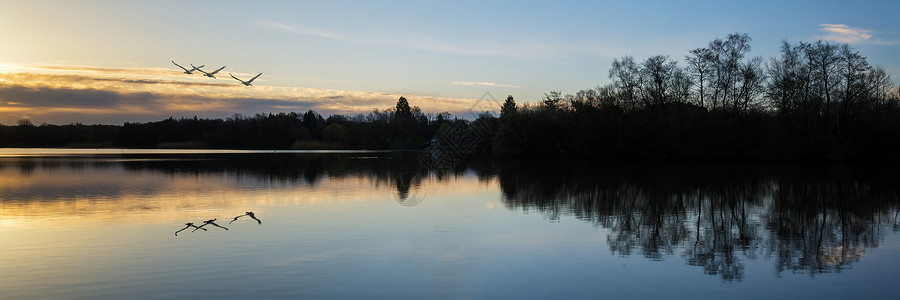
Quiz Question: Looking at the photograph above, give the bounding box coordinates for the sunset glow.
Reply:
[0,64,485,124]
[0,157,494,224]
[1,0,897,125]
[4,2,900,297]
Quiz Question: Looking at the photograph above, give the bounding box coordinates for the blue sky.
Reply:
[1,0,899,124]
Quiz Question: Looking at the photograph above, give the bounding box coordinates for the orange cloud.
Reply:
[0,64,484,125]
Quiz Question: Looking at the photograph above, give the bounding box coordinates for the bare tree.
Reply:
[686,47,714,108]
[802,40,841,119]
[542,90,564,110]
[837,44,870,119]
[868,66,894,108]
[671,67,694,104]
[642,55,678,106]
[707,33,752,111]
[610,56,644,110]
[766,41,805,113]
[735,57,766,112]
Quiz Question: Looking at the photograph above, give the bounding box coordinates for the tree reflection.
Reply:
[764,172,897,276]
[4,153,898,281]
[495,161,900,281]
[0,151,471,207]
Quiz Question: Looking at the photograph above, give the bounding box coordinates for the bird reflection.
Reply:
[176,212,262,237]
[175,222,206,236]
[193,218,229,232]
[230,211,261,225]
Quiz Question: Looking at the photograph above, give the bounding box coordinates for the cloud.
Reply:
[452,81,520,88]
[5,72,233,88]
[817,24,896,45]
[34,65,172,75]
[0,65,484,125]
[90,77,234,87]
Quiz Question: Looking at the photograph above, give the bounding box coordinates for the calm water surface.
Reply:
[1,149,899,299]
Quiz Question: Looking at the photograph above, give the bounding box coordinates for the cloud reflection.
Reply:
[0,153,483,225]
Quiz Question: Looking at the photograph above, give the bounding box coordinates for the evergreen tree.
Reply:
[395,96,412,120]
[501,95,517,117]
[391,96,420,149]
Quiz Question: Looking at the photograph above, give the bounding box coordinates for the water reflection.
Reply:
[0,152,413,223]
[195,218,229,231]
[229,211,262,225]
[2,151,899,284]
[175,222,206,236]
[494,161,900,281]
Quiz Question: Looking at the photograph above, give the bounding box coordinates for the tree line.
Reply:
[494,33,900,160]
[0,96,484,151]
[1,33,899,161]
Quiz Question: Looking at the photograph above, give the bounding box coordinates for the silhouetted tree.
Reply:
[541,91,564,111]
[708,33,752,110]
[642,55,678,105]
[610,55,643,110]
[395,96,412,120]
[391,96,422,149]
[686,47,714,108]
[735,56,766,112]
[501,95,517,118]
[766,41,805,113]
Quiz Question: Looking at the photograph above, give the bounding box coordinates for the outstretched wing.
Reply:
[172,61,188,71]
[210,66,226,75]
[192,64,209,75]
[247,73,263,83]
[229,73,243,82]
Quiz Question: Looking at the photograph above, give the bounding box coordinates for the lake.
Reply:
[1,149,899,299]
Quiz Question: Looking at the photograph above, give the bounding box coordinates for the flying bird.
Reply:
[193,218,229,232]
[172,61,204,74]
[230,73,262,86]
[194,64,226,78]
[230,211,261,225]
[175,222,206,236]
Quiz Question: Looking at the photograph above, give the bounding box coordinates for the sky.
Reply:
[1,0,899,125]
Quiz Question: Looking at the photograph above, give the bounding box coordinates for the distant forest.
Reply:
[2,33,900,161]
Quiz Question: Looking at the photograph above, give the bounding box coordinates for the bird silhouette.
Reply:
[175,222,206,236]
[193,218,229,232]
[230,72,262,86]
[172,61,203,74]
[194,65,225,78]
[230,211,261,225]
